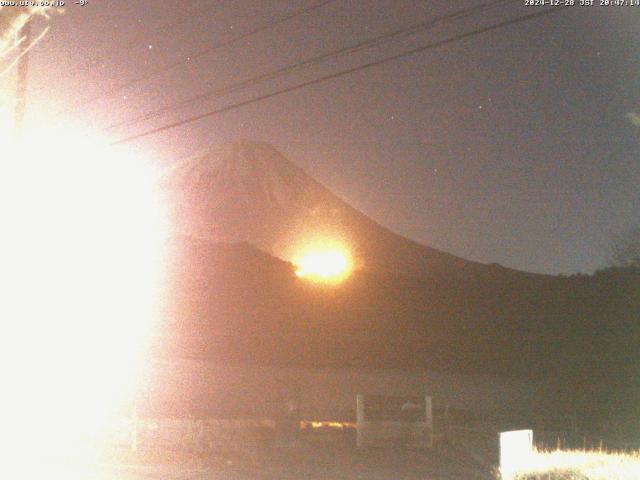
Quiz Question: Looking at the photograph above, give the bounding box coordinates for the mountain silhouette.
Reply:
[163,141,532,281]
[156,141,640,418]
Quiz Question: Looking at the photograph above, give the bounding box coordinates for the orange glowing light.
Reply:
[294,243,352,282]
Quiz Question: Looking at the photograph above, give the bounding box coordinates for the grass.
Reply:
[508,447,640,480]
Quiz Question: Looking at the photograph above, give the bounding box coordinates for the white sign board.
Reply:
[500,429,533,480]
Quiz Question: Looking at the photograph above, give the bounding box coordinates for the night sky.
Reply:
[21,0,640,274]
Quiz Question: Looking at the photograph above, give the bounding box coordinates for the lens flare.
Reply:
[0,109,168,469]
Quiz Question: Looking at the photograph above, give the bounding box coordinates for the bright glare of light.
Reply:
[0,106,168,467]
[294,243,352,282]
[507,447,640,480]
[500,430,534,480]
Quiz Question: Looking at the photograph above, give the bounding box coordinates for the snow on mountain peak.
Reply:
[183,141,317,209]
[164,141,332,245]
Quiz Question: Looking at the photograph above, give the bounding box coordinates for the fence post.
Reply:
[425,396,433,448]
[356,394,365,448]
[444,403,450,442]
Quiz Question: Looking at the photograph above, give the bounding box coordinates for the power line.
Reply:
[61,0,336,114]
[110,6,569,147]
[106,0,513,132]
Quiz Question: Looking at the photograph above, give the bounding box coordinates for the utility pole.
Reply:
[14,19,32,138]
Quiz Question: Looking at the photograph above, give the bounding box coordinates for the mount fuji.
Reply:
[163,140,527,281]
